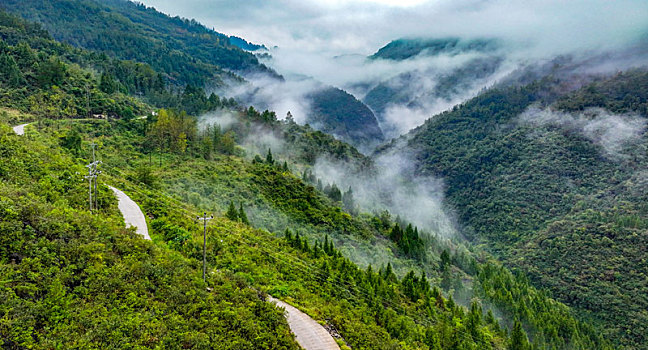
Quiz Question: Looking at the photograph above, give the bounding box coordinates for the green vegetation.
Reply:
[370,37,498,61]
[0,10,149,118]
[307,87,384,148]
[40,105,609,349]
[1,0,276,87]
[0,123,298,349]
[0,119,515,349]
[0,7,620,349]
[383,69,648,348]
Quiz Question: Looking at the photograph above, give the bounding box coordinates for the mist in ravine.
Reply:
[152,0,648,240]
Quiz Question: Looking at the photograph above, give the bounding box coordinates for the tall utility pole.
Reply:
[84,143,102,212]
[84,164,94,211]
[85,84,90,117]
[197,213,213,282]
[90,143,102,211]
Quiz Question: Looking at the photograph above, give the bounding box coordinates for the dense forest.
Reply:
[0,1,637,349]
[0,0,277,87]
[380,67,648,348]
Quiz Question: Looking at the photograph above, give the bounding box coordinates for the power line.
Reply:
[99,165,492,345]
[84,143,102,212]
[197,212,213,283]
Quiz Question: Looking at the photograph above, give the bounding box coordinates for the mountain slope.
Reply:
[363,37,507,138]
[0,10,613,349]
[0,122,300,349]
[308,87,384,150]
[370,37,499,61]
[0,0,276,87]
[378,67,648,348]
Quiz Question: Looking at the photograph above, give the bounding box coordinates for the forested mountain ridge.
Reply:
[362,37,507,138]
[378,67,648,348]
[307,87,385,150]
[370,37,499,61]
[0,0,277,87]
[0,8,615,348]
[0,0,387,151]
[0,8,606,349]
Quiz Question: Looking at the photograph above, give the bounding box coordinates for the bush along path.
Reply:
[11,120,340,348]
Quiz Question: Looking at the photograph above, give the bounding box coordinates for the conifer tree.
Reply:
[265,148,274,164]
[510,320,530,350]
[225,201,239,221]
[238,203,249,224]
[342,186,356,214]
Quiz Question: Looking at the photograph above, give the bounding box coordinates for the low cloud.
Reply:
[141,0,648,59]
[198,110,238,130]
[313,146,459,237]
[518,107,647,159]
[142,0,648,145]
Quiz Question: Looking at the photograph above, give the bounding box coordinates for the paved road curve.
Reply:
[268,297,341,350]
[107,185,150,240]
[12,123,29,135]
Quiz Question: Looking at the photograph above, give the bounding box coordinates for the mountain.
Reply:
[0,9,612,348]
[229,35,267,51]
[0,0,277,87]
[377,60,648,348]
[362,37,507,138]
[307,87,384,151]
[226,77,385,152]
[370,37,499,61]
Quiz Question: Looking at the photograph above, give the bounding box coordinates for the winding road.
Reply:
[268,297,341,350]
[107,185,150,240]
[12,123,29,135]
[14,122,340,348]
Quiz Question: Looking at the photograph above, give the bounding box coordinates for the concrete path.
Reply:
[12,123,29,135]
[107,185,150,240]
[268,297,340,350]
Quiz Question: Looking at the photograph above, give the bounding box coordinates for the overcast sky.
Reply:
[138,0,648,57]
[137,0,648,135]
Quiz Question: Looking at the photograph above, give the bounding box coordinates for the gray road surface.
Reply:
[12,123,29,135]
[269,297,341,350]
[108,185,150,240]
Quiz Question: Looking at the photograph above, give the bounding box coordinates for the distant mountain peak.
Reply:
[370,37,500,61]
[228,36,267,51]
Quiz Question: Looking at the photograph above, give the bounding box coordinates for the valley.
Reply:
[1,0,647,349]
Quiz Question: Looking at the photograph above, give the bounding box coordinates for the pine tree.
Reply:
[390,224,403,242]
[265,148,274,164]
[510,320,530,350]
[327,183,342,202]
[0,52,25,88]
[225,201,239,221]
[282,161,289,172]
[238,203,249,224]
[342,186,356,214]
[440,249,451,271]
[323,235,331,255]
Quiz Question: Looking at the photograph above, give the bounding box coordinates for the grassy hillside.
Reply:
[381,68,648,348]
[0,116,523,349]
[0,122,300,349]
[26,106,608,349]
